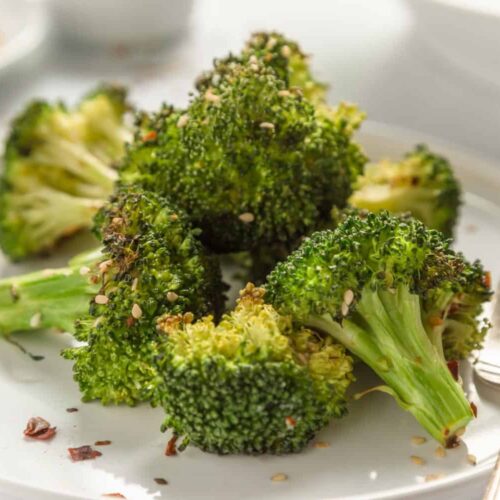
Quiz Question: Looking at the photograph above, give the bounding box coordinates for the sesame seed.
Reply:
[95,295,109,305]
[204,89,221,103]
[411,436,427,445]
[313,441,330,449]
[176,114,189,128]
[170,214,179,221]
[341,302,349,316]
[435,446,446,458]
[183,312,194,324]
[425,473,445,482]
[131,303,142,319]
[271,473,288,482]
[99,260,113,273]
[250,63,259,72]
[278,90,291,97]
[249,55,258,64]
[266,37,277,50]
[259,122,275,130]
[239,212,255,223]
[30,312,42,328]
[456,427,466,437]
[167,291,179,302]
[285,416,296,429]
[281,45,291,58]
[467,454,477,466]
[410,455,426,466]
[79,266,91,276]
[131,278,138,291]
[343,289,354,305]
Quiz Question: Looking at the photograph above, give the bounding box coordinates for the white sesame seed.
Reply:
[410,455,426,466]
[249,55,258,64]
[95,294,109,305]
[177,114,189,128]
[341,302,349,316]
[239,212,255,223]
[30,312,42,328]
[266,37,277,50]
[259,122,275,130]
[425,473,445,482]
[313,441,330,449]
[99,260,113,273]
[271,473,288,482]
[278,90,291,97]
[281,45,291,58]
[411,436,427,445]
[204,89,221,103]
[131,303,142,319]
[167,291,179,302]
[456,427,466,437]
[344,289,354,305]
[79,266,90,276]
[131,278,138,291]
[435,446,446,458]
[250,63,259,72]
[467,454,477,466]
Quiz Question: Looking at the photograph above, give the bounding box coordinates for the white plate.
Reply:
[0,0,48,75]
[0,122,499,500]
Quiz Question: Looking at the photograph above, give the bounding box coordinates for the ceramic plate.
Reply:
[0,122,499,500]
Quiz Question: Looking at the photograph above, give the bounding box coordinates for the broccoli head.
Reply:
[121,60,365,253]
[349,144,462,237]
[63,188,226,406]
[155,283,354,454]
[0,84,132,260]
[266,211,491,445]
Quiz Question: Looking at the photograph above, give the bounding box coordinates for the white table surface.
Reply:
[0,1,497,499]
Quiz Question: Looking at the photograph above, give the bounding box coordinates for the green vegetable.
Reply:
[0,84,132,260]
[266,211,491,445]
[349,145,462,237]
[156,283,354,454]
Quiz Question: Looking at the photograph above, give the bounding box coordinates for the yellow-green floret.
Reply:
[155,284,354,455]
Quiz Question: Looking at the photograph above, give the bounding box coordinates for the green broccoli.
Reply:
[155,283,354,454]
[0,189,226,405]
[266,211,491,445]
[121,60,365,253]
[349,145,462,237]
[0,84,133,260]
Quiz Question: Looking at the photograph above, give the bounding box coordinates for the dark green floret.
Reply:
[0,83,132,260]
[349,144,462,237]
[266,211,491,445]
[156,283,354,454]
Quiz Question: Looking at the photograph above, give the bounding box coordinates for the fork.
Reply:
[474,280,500,387]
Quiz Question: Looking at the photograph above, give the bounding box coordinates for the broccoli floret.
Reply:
[155,283,354,454]
[121,61,365,253]
[63,188,226,406]
[266,211,491,445]
[0,84,132,260]
[349,145,462,237]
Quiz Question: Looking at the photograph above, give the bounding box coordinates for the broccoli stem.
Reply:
[306,284,473,445]
[0,263,99,335]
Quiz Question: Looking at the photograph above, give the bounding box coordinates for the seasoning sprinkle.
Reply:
[66,408,78,413]
[30,312,42,328]
[435,446,446,458]
[167,291,179,302]
[425,473,445,482]
[79,266,91,276]
[239,212,255,223]
[131,278,138,291]
[280,45,291,58]
[177,114,189,128]
[341,302,349,316]
[259,122,275,130]
[95,295,109,305]
[313,441,330,449]
[343,289,354,305]
[455,427,466,437]
[411,436,427,446]
[410,455,426,466]
[271,473,288,482]
[99,260,113,273]
[95,440,112,446]
[467,454,477,466]
[278,90,291,97]
[204,89,221,103]
[131,303,142,319]
[154,478,168,485]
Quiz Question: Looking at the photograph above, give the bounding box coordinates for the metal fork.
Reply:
[474,280,500,387]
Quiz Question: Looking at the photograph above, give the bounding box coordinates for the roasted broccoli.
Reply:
[156,283,354,454]
[0,84,132,260]
[121,60,365,253]
[349,145,462,237]
[266,211,491,445]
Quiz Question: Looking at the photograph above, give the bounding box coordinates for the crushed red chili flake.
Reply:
[165,435,178,456]
[126,316,135,328]
[24,417,56,440]
[66,408,78,413]
[285,416,297,428]
[470,401,478,418]
[154,478,168,485]
[102,494,126,499]
[95,440,112,446]
[68,445,102,461]
[483,271,491,289]
[142,130,157,142]
[447,360,459,381]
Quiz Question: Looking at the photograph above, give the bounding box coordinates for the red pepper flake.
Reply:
[447,360,459,381]
[154,478,168,485]
[285,416,297,429]
[470,401,478,418]
[95,440,112,446]
[68,445,102,461]
[428,316,444,327]
[483,271,491,289]
[142,130,157,142]
[165,435,178,456]
[66,408,78,413]
[125,316,135,328]
[23,417,56,440]
[102,494,126,499]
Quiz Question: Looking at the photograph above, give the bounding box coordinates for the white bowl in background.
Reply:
[49,0,193,47]
[405,0,500,88]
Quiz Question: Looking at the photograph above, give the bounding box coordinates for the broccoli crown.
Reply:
[0,84,132,260]
[265,212,491,445]
[63,188,226,406]
[156,283,353,454]
[196,31,327,105]
[349,144,462,237]
[121,61,365,253]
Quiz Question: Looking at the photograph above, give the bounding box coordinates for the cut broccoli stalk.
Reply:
[307,284,473,446]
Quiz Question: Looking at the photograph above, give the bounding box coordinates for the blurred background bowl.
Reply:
[49,0,193,47]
